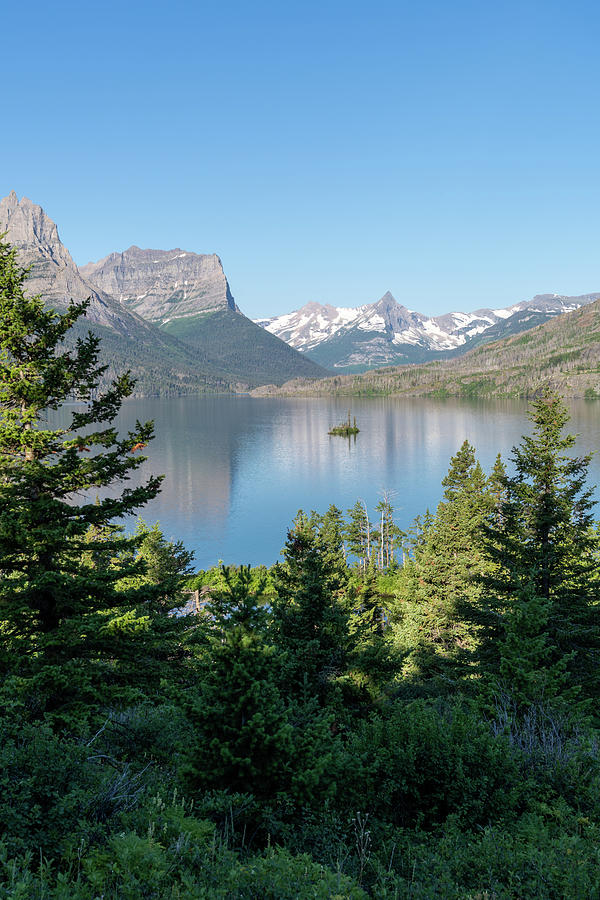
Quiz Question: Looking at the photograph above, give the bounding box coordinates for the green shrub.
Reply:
[340,699,522,827]
[369,812,600,898]
[0,718,95,857]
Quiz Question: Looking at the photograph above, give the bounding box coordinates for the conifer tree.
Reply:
[342,563,400,707]
[473,391,600,707]
[346,500,372,572]
[392,441,497,689]
[309,504,348,590]
[272,512,350,701]
[0,236,182,715]
[184,566,294,797]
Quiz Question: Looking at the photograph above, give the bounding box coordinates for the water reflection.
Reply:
[50,396,599,569]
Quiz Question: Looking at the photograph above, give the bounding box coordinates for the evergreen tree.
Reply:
[392,441,497,690]
[183,566,294,797]
[272,512,350,702]
[345,499,372,572]
[0,236,183,717]
[309,504,348,591]
[342,563,400,708]
[473,391,600,708]
[120,520,195,599]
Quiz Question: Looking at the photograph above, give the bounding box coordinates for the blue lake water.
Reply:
[53,396,600,569]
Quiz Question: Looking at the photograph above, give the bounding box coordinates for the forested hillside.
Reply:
[161,308,329,387]
[2,238,600,898]
[252,297,600,399]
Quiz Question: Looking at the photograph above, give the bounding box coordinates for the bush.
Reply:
[369,812,600,899]
[0,717,95,857]
[340,699,522,828]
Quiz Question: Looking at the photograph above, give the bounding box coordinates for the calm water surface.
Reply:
[53,396,600,569]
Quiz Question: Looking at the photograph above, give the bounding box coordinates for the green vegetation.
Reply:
[161,307,329,387]
[3,242,600,897]
[329,411,360,435]
[66,316,235,397]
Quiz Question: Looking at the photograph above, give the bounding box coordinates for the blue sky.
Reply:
[2,0,599,318]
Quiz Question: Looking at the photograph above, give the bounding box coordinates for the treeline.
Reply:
[2,237,600,898]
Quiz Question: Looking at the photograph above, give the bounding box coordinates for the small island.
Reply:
[328,411,360,436]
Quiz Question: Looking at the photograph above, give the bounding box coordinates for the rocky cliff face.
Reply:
[0,191,149,335]
[0,192,328,391]
[81,246,239,324]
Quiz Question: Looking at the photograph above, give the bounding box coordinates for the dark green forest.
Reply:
[2,236,600,898]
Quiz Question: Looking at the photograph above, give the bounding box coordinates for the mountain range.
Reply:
[2,190,598,397]
[252,295,600,400]
[256,290,600,371]
[0,192,327,394]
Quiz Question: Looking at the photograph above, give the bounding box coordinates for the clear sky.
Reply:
[2,0,599,318]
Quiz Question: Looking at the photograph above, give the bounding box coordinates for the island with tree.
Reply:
[329,410,360,436]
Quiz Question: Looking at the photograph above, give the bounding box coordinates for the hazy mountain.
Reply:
[0,192,327,391]
[256,290,600,370]
[82,249,328,388]
[252,296,600,400]
[82,242,328,388]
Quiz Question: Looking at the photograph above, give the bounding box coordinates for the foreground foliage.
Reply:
[1,243,600,897]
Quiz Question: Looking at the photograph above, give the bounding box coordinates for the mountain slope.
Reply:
[1,192,327,392]
[257,291,600,370]
[251,298,600,400]
[83,243,329,387]
[162,309,330,386]
[0,192,238,395]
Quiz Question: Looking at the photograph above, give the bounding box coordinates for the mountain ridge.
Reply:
[251,296,600,400]
[256,290,600,370]
[80,245,240,323]
[0,192,328,392]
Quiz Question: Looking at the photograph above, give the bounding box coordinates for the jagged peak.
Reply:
[0,192,49,217]
[0,190,21,218]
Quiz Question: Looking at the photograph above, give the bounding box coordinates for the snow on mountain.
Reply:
[255,291,600,370]
[255,301,367,352]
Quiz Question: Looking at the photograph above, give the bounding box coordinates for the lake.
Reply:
[53,396,600,569]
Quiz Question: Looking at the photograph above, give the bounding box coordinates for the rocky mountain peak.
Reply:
[81,245,239,324]
[258,288,600,371]
[0,192,73,269]
[0,192,151,333]
[1,190,19,217]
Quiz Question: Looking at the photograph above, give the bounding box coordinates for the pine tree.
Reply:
[0,236,183,717]
[183,566,294,797]
[345,500,372,572]
[474,391,600,708]
[272,512,350,702]
[121,520,195,599]
[309,504,348,590]
[392,441,497,690]
[343,564,400,708]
